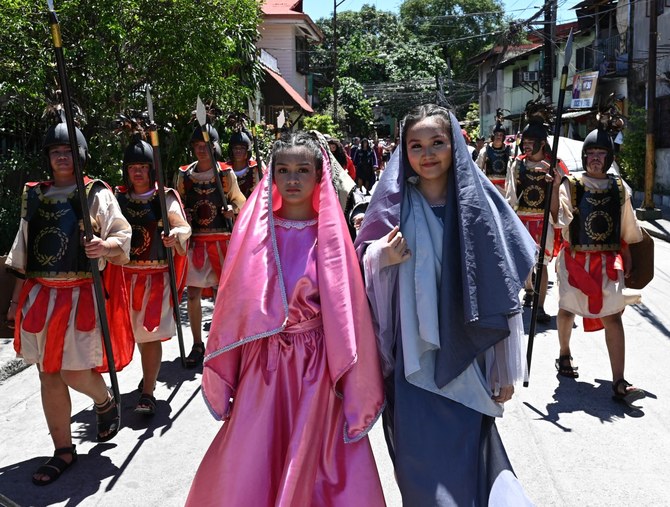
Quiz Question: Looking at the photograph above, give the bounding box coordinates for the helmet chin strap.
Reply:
[532,139,543,155]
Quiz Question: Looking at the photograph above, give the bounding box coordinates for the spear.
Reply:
[195,97,232,231]
[146,86,187,367]
[524,29,574,387]
[46,0,120,404]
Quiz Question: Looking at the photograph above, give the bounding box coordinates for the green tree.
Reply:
[618,105,646,190]
[302,114,340,137]
[0,0,262,253]
[311,5,448,130]
[399,0,506,84]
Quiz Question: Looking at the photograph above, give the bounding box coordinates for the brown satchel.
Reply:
[625,228,654,289]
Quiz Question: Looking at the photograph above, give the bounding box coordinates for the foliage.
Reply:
[399,0,506,82]
[618,105,646,190]
[0,0,262,253]
[337,77,375,138]
[464,102,480,140]
[302,114,340,137]
[311,5,448,133]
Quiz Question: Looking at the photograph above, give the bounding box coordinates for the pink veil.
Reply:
[202,143,384,441]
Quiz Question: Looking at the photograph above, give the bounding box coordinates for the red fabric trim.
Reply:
[43,288,72,372]
[132,273,146,312]
[13,278,39,355]
[97,265,135,373]
[144,273,164,332]
[76,283,96,332]
[563,248,623,333]
[22,285,49,334]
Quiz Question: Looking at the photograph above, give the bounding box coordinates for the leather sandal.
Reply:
[185,342,206,369]
[555,355,579,378]
[613,378,645,403]
[32,445,77,486]
[95,389,120,442]
[134,393,157,416]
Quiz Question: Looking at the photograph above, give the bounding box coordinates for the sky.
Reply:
[303,0,583,24]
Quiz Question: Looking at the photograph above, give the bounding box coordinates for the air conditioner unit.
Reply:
[523,71,540,82]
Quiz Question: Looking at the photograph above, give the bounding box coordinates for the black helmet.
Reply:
[227,130,252,160]
[582,128,614,172]
[122,136,155,188]
[191,124,222,159]
[43,122,89,167]
[521,119,548,155]
[492,122,506,135]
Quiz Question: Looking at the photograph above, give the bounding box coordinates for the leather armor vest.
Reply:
[24,181,99,278]
[116,190,167,265]
[484,144,509,177]
[179,163,231,234]
[567,175,624,252]
[232,161,260,198]
[516,159,548,214]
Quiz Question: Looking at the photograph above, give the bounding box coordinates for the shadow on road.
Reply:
[0,444,118,507]
[629,303,670,340]
[523,377,656,431]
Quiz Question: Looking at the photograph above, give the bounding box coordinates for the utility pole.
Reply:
[637,0,662,219]
[332,0,346,123]
[542,0,556,100]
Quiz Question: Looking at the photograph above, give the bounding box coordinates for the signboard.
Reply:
[571,71,599,108]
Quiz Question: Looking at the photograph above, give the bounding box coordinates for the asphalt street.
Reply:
[0,226,669,507]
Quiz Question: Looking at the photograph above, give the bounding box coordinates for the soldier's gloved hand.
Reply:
[161,231,177,249]
[85,236,112,259]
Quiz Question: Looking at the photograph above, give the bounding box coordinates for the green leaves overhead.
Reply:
[0,0,262,254]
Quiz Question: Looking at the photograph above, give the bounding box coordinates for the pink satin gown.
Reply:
[186,217,385,507]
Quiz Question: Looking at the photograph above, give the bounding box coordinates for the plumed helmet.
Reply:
[43,122,89,167]
[493,122,506,135]
[191,124,222,159]
[582,128,614,172]
[227,130,252,160]
[521,119,548,141]
[229,130,251,149]
[122,135,155,188]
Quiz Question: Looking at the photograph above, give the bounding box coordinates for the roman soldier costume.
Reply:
[113,137,190,343]
[175,124,246,289]
[7,122,133,374]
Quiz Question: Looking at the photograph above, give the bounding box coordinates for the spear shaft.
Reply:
[524,29,574,387]
[47,1,120,404]
[146,87,187,367]
[196,98,232,231]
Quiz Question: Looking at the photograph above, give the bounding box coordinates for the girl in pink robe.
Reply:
[186,132,386,507]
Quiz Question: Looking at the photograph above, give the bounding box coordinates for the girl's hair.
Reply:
[401,104,453,144]
[327,138,348,168]
[270,131,324,181]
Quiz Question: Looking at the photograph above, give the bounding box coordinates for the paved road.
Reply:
[0,236,668,506]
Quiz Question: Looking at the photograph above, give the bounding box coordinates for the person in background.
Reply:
[550,126,645,402]
[113,135,191,415]
[507,117,569,324]
[327,137,356,180]
[476,122,512,195]
[353,138,378,192]
[175,124,246,367]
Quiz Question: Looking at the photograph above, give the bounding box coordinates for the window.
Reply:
[575,46,595,72]
[512,66,529,88]
[296,37,309,75]
[486,70,497,92]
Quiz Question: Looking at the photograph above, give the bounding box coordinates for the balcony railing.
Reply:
[593,32,628,76]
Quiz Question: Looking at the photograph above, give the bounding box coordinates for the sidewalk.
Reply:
[632,191,670,242]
